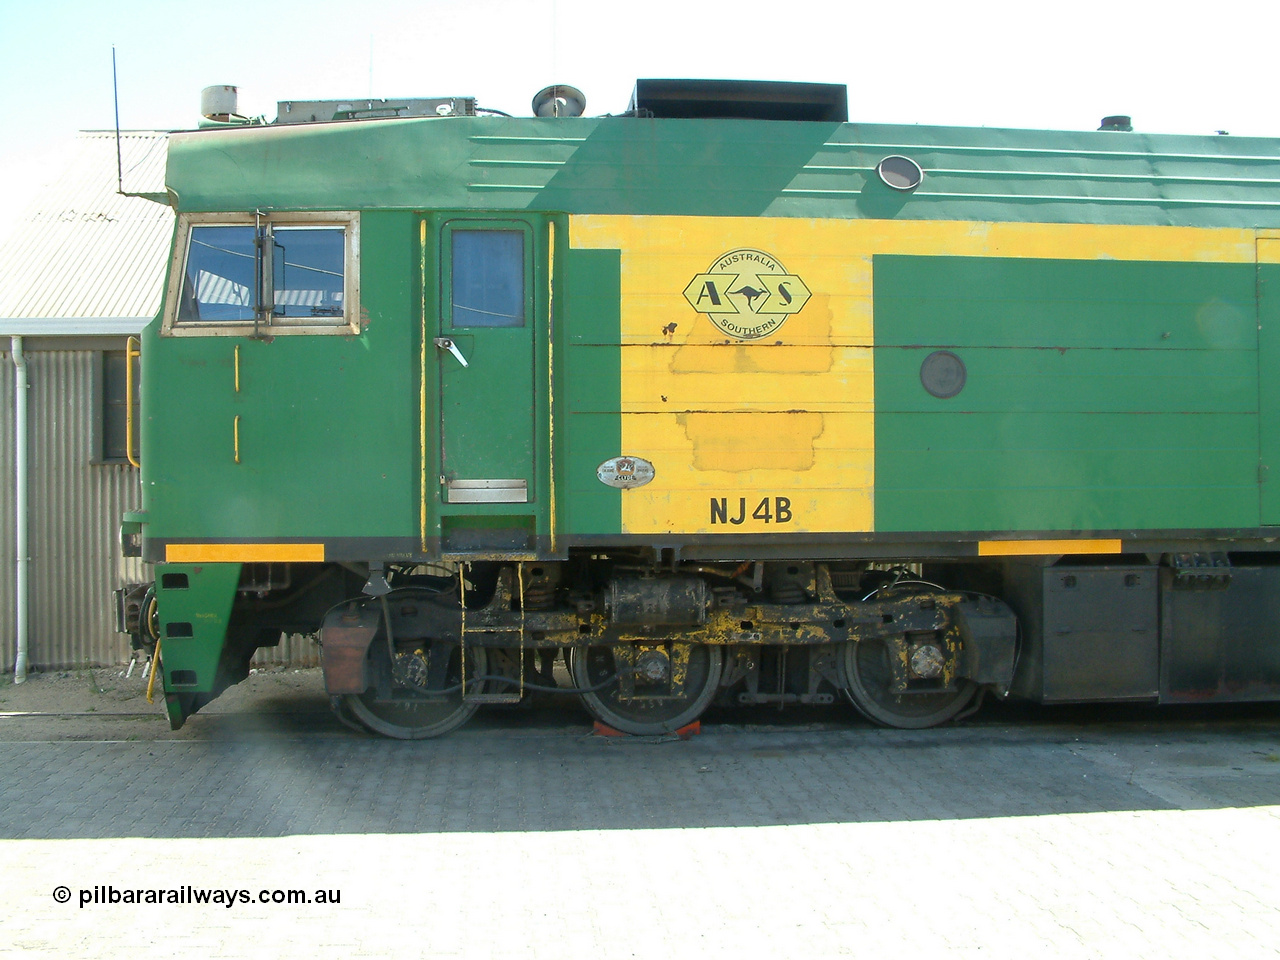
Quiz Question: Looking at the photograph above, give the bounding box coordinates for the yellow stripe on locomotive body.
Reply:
[164,543,326,563]
[569,215,1257,537]
[977,539,1123,557]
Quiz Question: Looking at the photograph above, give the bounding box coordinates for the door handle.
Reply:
[433,337,469,368]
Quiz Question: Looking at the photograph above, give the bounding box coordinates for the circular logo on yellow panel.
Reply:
[682,248,811,340]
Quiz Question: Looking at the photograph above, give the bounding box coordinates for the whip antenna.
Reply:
[112,45,123,194]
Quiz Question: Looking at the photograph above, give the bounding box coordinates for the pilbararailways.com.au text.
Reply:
[59,885,341,908]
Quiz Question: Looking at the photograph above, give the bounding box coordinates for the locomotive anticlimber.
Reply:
[116,79,1280,737]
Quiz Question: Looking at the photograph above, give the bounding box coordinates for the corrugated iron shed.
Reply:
[0,350,147,670]
[2,132,171,673]
[0,131,171,327]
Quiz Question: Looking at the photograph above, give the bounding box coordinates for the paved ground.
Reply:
[3,667,1280,958]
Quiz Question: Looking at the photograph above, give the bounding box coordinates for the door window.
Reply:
[451,230,525,328]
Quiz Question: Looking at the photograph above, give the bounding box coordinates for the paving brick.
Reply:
[3,716,1280,957]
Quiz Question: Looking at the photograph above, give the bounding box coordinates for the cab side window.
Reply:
[167,214,357,336]
[178,225,256,322]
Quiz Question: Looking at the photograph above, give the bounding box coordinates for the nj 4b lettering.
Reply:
[710,496,793,525]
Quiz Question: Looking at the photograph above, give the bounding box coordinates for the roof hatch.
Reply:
[627,79,848,122]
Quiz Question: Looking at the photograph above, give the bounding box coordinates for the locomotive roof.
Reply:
[164,115,1280,229]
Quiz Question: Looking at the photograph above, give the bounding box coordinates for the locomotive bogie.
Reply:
[147,555,1019,735]
[141,549,1280,736]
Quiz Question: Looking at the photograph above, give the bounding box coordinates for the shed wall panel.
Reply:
[0,354,14,669]
[1,348,143,671]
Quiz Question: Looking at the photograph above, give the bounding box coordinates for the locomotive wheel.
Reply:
[345,644,487,740]
[570,643,723,735]
[840,638,976,729]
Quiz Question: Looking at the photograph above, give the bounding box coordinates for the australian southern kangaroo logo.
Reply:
[683,249,811,340]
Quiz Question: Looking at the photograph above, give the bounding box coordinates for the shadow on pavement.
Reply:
[3,690,1280,840]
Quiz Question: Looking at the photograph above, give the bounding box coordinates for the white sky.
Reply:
[1,0,1278,240]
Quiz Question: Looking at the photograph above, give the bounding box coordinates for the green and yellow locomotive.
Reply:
[119,80,1280,737]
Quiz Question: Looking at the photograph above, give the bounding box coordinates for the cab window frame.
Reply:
[162,211,360,337]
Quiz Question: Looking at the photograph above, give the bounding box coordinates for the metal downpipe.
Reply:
[11,336,27,683]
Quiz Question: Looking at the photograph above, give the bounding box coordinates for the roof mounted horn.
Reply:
[532,85,587,118]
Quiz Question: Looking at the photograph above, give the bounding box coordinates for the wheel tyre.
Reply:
[840,639,976,729]
[345,646,486,740]
[570,644,723,736]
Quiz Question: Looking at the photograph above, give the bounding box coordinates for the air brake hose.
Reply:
[145,636,162,704]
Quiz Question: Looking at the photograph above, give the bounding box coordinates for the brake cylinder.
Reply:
[608,577,709,626]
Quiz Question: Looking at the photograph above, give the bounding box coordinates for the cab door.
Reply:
[424,215,560,557]
[437,219,537,505]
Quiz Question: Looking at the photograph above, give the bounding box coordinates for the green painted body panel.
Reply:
[877,347,1256,414]
[875,412,1259,531]
[141,212,419,542]
[154,563,241,691]
[559,249,622,536]
[1260,255,1280,523]
[874,256,1260,532]
[875,257,1258,350]
[439,325,536,485]
[166,118,1280,228]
